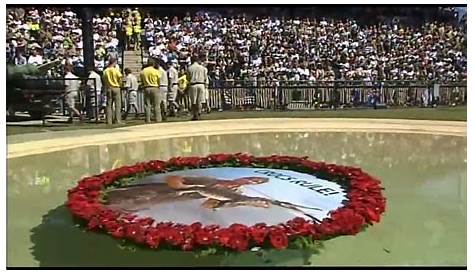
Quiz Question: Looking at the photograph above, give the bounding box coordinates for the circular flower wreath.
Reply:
[67,153,386,253]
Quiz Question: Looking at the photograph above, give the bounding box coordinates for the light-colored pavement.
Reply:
[7,118,466,159]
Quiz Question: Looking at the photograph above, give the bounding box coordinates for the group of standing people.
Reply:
[63,54,209,124]
[138,54,209,122]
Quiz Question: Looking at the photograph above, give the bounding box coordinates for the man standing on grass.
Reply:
[157,59,169,121]
[122,68,140,120]
[86,66,102,121]
[187,54,208,121]
[102,57,123,125]
[140,58,162,123]
[64,65,83,123]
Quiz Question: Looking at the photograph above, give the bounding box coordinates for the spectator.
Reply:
[6,7,467,85]
[14,51,28,65]
[27,47,43,65]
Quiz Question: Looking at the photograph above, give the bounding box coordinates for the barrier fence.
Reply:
[203,81,467,111]
[118,80,467,114]
[13,79,467,120]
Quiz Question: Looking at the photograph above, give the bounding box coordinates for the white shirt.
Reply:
[28,55,43,65]
[65,72,81,93]
[125,74,139,91]
[94,59,105,71]
[87,71,102,93]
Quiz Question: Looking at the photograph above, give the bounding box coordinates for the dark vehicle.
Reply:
[6,61,67,120]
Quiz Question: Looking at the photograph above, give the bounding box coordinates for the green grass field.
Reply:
[6,106,467,136]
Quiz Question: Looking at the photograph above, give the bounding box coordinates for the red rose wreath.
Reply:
[67,154,386,253]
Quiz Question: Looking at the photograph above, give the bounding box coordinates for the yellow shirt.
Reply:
[133,25,141,34]
[31,23,40,31]
[133,11,141,23]
[95,47,106,58]
[126,25,133,36]
[103,66,123,88]
[178,75,188,90]
[140,66,161,87]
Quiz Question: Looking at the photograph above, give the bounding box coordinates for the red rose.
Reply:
[228,234,249,252]
[235,154,254,165]
[123,223,141,239]
[195,230,213,246]
[103,220,120,231]
[86,190,101,199]
[229,224,249,236]
[145,235,160,248]
[329,208,366,235]
[269,229,288,250]
[250,227,268,245]
[137,217,155,227]
[133,230,146,244]
[110,227,124,239]
[289,221,316,236]
[145,228,161,248]
[190,222,203,231]
[208,154,234,163]
[216,229,232,247]
[204,224,220,232]
[87,216,101,230]
[121,214,137,222]
[164,228,184,246]
[143,160,166,171]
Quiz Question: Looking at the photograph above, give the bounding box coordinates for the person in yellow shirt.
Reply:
[132,19,141,51]
[125,24,133,50]
[132,8,141,29]
[140,58,162,122]
[177,67,189,113]
[30,19,40,33]
[102,57,123,125]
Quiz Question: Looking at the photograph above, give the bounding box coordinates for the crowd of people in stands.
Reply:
[143,13,466,85]
[6,7,132,77]
[6,7,467,84]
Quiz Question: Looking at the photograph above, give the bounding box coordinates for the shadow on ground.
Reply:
[29,205,311,267]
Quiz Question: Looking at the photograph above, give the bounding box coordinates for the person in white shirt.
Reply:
[122,67,140,120]
[14,52,27,65]
[64,65,83,123]
[86,67,103,120]
[166,61,180,115]
[27,49,43,65]
[94,55,105,72]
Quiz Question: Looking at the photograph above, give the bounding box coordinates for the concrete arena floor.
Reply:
[7,118,467,159]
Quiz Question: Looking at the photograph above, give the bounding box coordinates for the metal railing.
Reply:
[203,80,467,110]
[118,80,466,114]
[12,78,466,121]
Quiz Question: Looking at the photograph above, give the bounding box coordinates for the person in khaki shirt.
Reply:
[140,58,162,122]
[186,55,208,120]
[102,57,123,125]
[157,60,169,121]
[122,68,140,120]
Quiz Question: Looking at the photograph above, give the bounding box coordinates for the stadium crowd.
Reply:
[6,7,467,84]
[143,13,466,85]
[6,7,129,77]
